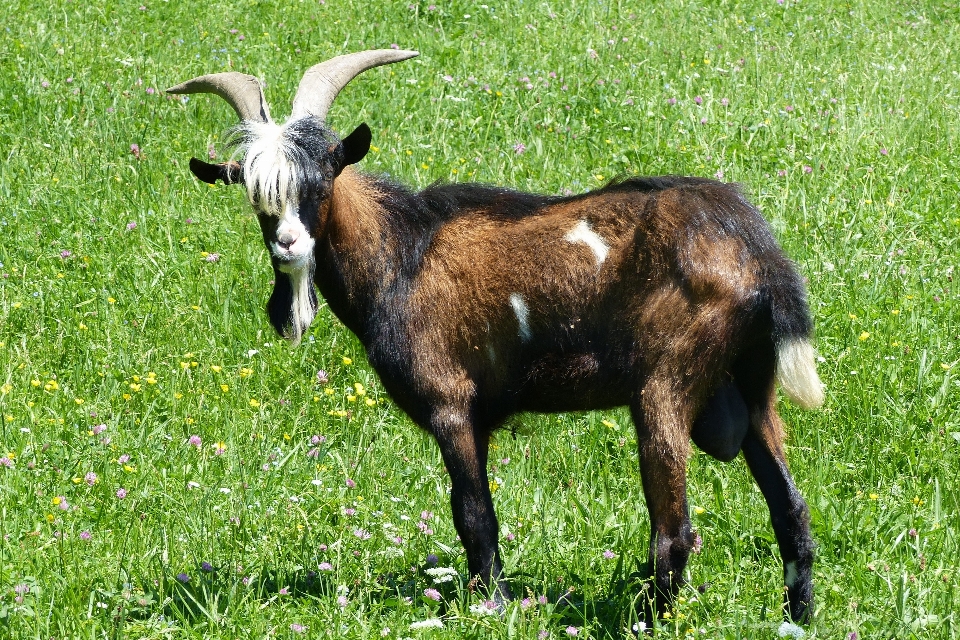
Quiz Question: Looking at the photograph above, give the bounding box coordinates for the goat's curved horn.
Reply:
[166,72,271,123]
[291,49,419,121]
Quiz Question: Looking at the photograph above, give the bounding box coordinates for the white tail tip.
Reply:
[776,338,825,409]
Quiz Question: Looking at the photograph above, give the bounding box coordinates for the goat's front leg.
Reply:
[632,385,695,619]
[431,406,512,604]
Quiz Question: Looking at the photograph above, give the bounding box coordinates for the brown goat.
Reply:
[169,50,824,623]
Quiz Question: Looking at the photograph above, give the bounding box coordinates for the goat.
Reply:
[168,50,824,623]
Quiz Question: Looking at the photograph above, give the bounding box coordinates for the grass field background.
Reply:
[1,0,958,637]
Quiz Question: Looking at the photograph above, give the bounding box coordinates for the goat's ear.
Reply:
[189,158,243,185]
[340,123,371,167]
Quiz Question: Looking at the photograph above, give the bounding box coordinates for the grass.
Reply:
[0,0,958,637]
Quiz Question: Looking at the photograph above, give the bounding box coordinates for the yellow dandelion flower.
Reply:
[342,357,353,366]
[859,331,870,342]
[31,380,41,387]
[869,493,879,500]
[0,384,12,394]
[693,506,706,515]
[249,399,260,408]
[78,323,87,330]
[190,361,198,368]
[354,382,365,395]
[12,302,21,309]
[123,464,134,473]
[220,384,229,393]
[122,393,131,400]
[129,383,141,392]
[46,513,55,523]
[51,496,61,506]
[107,297,116,304]
[848,313,857,320]
[180,361,190,369]
[211,365,222,373]
[942,363,952,371]
[74,398,84,405]
[239,367,253,378]
[891,309,900,315]
[489,480,500,493]
[324,388,335,396]
[347,395,357,403]
[283,433,292,441]
[175,392,183,399]
[313,396,320,402]
[365,398,376,407]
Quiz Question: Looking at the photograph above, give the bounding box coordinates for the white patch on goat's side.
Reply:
[239,120,305,218]
[775,338,825,409]
[785,561,799,588]
[564,220,609,265]
[508,293,532,342]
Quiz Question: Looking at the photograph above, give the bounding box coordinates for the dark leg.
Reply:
[431,405,512,604]
[631,381,695,618]
[741,401,815,623]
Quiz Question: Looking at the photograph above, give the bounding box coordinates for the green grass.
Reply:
[1,0,958,637]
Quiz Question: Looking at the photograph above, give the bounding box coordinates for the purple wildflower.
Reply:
[307,448,320,458]
[118,454,130,464]
[426,553,439,565]
[566,626,579,636]
[538,595,548,605]
[603,550,616,559]
[311,434,326,445]
[290,624,308,634]
[205,253,220,262]
[803,165,813,174]
[188,435,202,448]
[694,96,703,105]
[41,80,50,89]
[424,588,442,601]
[337,594,348,608]
[92,423,107,435]
[0,457,12,468]
[130,143,141,159]
[345,478,355,488]
[84,472,98,486]
[126,221,137,231]
[521,597,533,609]
[145,87,155,95]
[60,250,72,258]
[667,97,677,106]
[513,142,526,154]
[316,369,329,385]
[201,561,214,572]
[721,97,729,106]
[880,148,888,156]
[318,562,333,571]
[208,144,216,160]
[176,573,190,583]
[116,488,127,499]
[80,530,91,540]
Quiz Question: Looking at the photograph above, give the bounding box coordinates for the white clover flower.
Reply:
[409,618,444,630]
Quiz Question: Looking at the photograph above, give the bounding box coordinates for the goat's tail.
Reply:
[775,338,824,409]
[764,265,825,410]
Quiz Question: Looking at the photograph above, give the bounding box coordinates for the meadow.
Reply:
[1,0,958,637]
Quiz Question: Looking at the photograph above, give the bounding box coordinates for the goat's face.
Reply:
[168,48,414,343]
[188,118,371,343]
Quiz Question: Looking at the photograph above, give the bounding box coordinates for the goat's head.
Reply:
[168,50,418,344]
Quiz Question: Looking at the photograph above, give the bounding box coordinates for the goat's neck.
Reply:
[318,167,407,341]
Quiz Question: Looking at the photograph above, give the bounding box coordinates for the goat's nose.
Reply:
[277,231,297,249]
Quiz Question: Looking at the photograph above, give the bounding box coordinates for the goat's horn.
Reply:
[166,72,271,123]
[290,49,419,121]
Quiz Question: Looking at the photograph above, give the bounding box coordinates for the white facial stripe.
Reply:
[509,293,531,342]
[272,203,315,266]
[565,220,609,265]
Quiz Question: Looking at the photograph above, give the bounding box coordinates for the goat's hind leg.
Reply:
[741,397,815,623]
[631,382,695,620]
